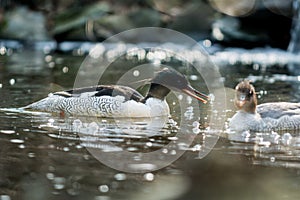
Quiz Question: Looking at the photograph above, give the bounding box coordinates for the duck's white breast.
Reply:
[119,97,169,118]
[229,111,263,132]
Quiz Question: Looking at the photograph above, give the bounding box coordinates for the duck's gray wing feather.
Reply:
[55,85,144,102]
[257,102,300,119]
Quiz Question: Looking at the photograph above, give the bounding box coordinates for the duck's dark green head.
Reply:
[145,68,209,103]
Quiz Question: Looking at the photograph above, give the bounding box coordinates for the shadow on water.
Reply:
[1,41,300,199]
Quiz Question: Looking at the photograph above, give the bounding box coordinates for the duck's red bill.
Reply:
[182,86,209,104]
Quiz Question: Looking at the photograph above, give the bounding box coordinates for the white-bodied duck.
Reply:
[229,80,300,132]
[23,68,209,118]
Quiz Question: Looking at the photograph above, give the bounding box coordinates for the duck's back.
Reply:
[257,102,300,119]
[23,85,146,117]
[255,102,300,130]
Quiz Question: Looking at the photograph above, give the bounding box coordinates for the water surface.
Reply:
[1,44,300,199]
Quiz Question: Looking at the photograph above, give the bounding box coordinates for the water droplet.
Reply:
[45,55,52,62]
[18,144,25,149]
[46,173,55,180]
[270,157,275,162]
[83,154,90,160]
[178,95,183,100]
[28,152,35,158]
[192,121,200,127]
[9,79,15,85]
[114,173,127,181]
[212,27,224,41]
[0,83,2,88]
[192,144,201,151]
[62,66,69,73]
[53,177,66,190]
[10,139,24,144]
[190,75,198,81]
[98,185,109,193]
[146,142,152,147]
[127,147,138,152]
[168,137,178,141]
[192,127,200,134]
[202,39,212,47]
[170,150,177,155]
[0,130,15,134]
[184,106,194,119]
[48,62,55,68]
[162,148,168,154]
[253,63,260,70]
[143,173,154,181]
[133,70,140,77]
[0,46,7,55]
[63,147,70,152]
[146,51,154,60]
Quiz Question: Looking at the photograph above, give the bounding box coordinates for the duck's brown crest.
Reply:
[236,80,255,94]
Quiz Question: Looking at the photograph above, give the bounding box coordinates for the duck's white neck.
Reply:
[229,110,262,132]
[145,97,170,117]
[119,97,170,118]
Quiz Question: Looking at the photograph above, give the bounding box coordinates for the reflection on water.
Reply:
[1,42,300,199]
[226,130,300,168]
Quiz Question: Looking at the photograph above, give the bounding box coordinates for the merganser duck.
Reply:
[229,80,300,132]
[23,68,209,118]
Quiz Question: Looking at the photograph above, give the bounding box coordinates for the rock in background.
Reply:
[0,6,51,41]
